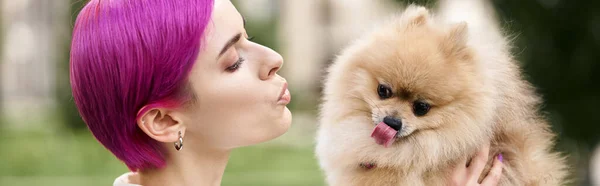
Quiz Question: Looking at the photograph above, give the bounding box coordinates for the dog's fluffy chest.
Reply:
[337,166,450,186]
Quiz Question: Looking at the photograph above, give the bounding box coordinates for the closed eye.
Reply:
[226,56,245,72]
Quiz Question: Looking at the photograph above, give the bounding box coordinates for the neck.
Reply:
[139,145,231,186]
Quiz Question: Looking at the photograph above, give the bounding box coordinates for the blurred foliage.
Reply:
[490,2,600,183]
[0,129,323,186]
[0,2,4,125]
[231,0,280,52]
[243,16,280,54]
[491,0,600,149]
[55,0,89,131]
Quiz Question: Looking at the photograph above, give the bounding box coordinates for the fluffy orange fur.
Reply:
[316,5,568,186]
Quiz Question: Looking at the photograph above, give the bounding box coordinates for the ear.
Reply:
[442,22,470,58]
[137,108,186,144]
[402,5,431,26]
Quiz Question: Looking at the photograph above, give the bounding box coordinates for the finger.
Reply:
[452,156,468,172]
[467,143,490,177]
[450,157,468,184]
[481,154,503,186]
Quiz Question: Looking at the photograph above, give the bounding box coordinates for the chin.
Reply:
[250,107,292,145]
[315,5,568,186]
[275,106,293,136]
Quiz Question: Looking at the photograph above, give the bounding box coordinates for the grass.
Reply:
[224,145,324,186]
[0,129,324,186]
[2,116,587,186]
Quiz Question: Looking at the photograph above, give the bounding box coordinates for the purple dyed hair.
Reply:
[70,0,213,170]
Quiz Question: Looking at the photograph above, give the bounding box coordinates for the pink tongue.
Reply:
[371,122,398,148]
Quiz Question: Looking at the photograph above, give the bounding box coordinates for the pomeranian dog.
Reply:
[315,2,568,186]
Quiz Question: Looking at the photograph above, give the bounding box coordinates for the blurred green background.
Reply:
[0,0,598,185]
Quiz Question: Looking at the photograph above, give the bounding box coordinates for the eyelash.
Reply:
[224,35,254,72]
[226,56,245,72]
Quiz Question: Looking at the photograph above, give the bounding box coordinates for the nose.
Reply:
[259,47,284,80]
[383,116,402,131]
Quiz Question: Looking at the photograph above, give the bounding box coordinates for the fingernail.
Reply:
[498,153,503,162]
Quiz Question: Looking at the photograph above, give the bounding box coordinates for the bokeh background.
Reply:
[1,0,598,185]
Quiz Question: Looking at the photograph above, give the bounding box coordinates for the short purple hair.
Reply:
[70,0,213,170]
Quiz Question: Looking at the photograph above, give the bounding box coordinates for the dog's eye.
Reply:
[413,101,430,116]
[377,84,393,99]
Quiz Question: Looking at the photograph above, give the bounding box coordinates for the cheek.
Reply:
[415,103,470,130]
[394,103,441,130]
[191,75,285,148]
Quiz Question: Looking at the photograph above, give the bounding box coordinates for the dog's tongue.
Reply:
[371,122,398,148]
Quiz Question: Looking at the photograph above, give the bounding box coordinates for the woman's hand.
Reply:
[449,143,503,186]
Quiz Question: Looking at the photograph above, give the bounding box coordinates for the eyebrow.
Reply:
[217,33,242,59]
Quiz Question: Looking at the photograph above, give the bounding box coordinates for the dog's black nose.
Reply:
[383,116,402,131]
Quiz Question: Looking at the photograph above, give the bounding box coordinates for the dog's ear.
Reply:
[447,22,468,46]
[401,5,430,26]
[442,22,470,59]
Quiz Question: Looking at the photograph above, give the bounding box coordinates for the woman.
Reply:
[69,0,503,185]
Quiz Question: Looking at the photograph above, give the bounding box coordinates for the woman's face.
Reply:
[183,0,291,149]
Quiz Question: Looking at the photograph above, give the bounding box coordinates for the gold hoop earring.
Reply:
[174,131,183,151]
